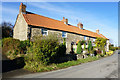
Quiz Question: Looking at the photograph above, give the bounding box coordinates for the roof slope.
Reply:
[22,13,108,39]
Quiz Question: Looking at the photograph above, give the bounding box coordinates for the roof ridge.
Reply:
[26,12,64,23]
[25,12,101,36]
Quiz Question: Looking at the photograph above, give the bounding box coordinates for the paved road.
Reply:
[12,50,118,78]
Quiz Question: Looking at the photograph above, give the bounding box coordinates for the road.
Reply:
[11,50,118,78]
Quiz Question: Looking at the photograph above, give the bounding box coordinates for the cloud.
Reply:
[28,2,74,15]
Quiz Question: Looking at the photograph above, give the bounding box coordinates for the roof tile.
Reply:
[22,13,108,39]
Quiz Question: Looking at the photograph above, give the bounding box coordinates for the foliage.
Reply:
[24,56,99,72]
[106,50,114,56]
[109,44,119,51]
[25,34,66,65]
[95,37,107,49]
[81,40,86,45]
[2,37,30,60]
[19,40,30,54]
[84,43,86,50]
[2,22,13,38]
[56,38,66,57]
[77,41,82,54]
[63,38,66,46]
[88,40,93,53]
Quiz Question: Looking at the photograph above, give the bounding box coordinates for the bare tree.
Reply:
[2,22,13,38]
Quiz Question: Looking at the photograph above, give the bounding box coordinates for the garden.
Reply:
[73,37,114,59]
[2,35,115,72]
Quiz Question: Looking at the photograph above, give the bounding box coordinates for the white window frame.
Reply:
[93,38,95,42]
[41,28,48,36]
[84,36,87,40]
[62,31,67,38]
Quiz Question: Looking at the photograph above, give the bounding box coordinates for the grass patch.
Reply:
[24,56,99,72]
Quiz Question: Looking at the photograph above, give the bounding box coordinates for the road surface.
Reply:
[11,50,118,78]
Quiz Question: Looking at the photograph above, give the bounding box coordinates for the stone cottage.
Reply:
[13,3,109,53]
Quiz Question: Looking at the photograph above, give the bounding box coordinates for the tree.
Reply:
[95,37,107,54]
[88,40,92,53]
[95,37,107,49]
[77,41,82,54]
[2,22,13,38]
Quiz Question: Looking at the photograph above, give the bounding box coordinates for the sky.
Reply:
[1,2,118,46]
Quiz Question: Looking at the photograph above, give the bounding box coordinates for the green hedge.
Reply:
[2,37,30,59]
[25,35,66,65]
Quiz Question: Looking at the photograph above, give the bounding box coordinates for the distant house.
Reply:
[13,3,109,53]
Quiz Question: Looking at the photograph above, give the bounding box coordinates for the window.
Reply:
[84,36,87,40]
[62,31,67,38]
[93,38,95,42]
[41,28,48,36]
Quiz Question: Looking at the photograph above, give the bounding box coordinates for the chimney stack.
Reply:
[19,3,26,14]
[96,29,99,34]
[61,17,68,24]
[77,22,83,29]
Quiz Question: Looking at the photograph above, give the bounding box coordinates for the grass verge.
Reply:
[24,56,99,72]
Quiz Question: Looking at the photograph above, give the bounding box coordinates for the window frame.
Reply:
[62,31,67,38]
[84,36,87,40]
[41,28,48,36]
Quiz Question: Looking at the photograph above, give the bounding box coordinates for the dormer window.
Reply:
[62,31,67,38]
[41,28,48,36]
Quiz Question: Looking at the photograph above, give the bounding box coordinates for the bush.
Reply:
[2,37,30,59]
[106,50,114,56]
[88,40,93,53]
[19,40,30,54]
[56,38,66,57]
[77,41,82,54]
[2,37,21,55]
[25,35,64,65]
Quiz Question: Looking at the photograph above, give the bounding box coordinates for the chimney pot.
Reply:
[77,22,83,29]
[61,17,68,24]
[96,29,99,34]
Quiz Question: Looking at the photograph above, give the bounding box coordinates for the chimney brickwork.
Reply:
[19,3,26,14]
[96,29,99,34]
[61,17,68,24]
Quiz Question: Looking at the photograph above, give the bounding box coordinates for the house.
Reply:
[13,3,109,53]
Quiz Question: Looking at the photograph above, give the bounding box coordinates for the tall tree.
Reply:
[88,40,92,53]
[2,22,13,38]
[77,41,82,54]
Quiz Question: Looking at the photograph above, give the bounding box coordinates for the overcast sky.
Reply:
[1,2,118,46]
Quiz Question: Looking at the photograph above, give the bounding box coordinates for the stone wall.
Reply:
[30,27,42,40]
[13,13,28,41]
[66,33,84,53]
[30,27,84,53]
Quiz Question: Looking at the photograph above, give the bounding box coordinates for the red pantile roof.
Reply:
[22,13,108,39]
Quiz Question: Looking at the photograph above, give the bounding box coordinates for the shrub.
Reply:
[2,37,21,55]
[2,37,30,59]
[56,38,66,57]
[77,41,82,54]
[25,35,63,65]
[19,40,30,54]
[106,50,114,56]
[88,40,93,53]
[81,40,86,45]
[84,43,86,50]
